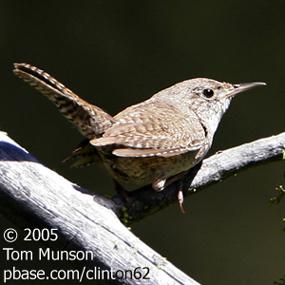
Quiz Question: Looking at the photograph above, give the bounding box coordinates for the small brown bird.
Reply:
[13,63,266,211]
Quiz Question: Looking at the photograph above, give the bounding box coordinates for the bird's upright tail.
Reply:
[13,63,114,139]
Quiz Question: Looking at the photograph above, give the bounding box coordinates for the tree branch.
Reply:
[0,131,284,284]
[111,132,285,223]
[0,131,200,285]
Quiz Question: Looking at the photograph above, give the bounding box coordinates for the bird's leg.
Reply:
[177,181,186,214]
[152,172,188,213]
[114,180,131,203]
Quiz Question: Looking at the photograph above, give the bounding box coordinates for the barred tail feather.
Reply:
[13,63,114,139]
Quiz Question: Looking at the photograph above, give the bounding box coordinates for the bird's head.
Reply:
[154,78,266,138]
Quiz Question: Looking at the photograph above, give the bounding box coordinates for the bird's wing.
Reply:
[13,63,114,138]
[90,101,206,157]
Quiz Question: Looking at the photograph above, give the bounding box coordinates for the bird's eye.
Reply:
[202,88,214,98]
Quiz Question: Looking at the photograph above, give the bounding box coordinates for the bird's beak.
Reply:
[227,82,267,98]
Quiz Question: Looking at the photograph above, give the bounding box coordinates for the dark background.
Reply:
[0,1,284,284]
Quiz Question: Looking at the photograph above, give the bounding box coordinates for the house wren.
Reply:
[13,63,266,209]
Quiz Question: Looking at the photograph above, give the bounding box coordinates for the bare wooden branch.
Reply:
[0,131,284,284]
[112,132,285,223]
[0,131,200,285]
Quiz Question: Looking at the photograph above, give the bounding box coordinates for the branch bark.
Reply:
[0,131,199,285]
